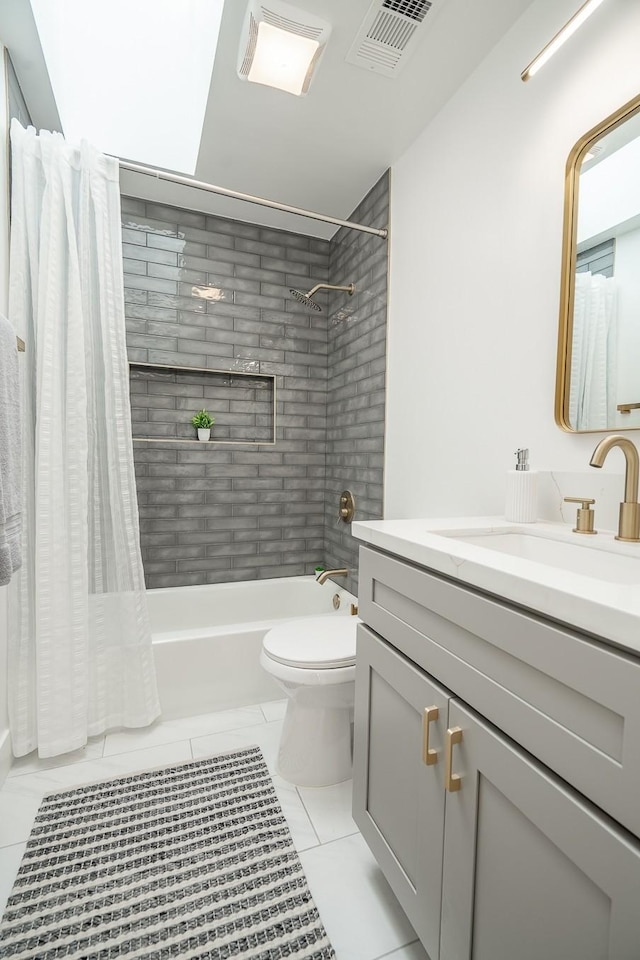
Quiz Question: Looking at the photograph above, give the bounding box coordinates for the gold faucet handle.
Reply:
[563,497,597,535]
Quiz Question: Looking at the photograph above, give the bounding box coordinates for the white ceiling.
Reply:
[2,0,534,238]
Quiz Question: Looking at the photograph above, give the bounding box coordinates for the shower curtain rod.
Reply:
[117,160,388,240]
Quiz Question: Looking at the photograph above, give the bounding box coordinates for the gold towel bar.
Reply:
[617,402,640,414]
[16,336,25,352]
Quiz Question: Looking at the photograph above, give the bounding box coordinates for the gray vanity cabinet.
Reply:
[353,547,640,960]
[357,546,640,839]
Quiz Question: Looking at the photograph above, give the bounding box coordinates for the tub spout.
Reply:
[316,568,348,585]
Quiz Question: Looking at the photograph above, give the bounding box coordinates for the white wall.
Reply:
[0,43,11,780]
[385,0,640,520]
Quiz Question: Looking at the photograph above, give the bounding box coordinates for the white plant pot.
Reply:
[197,428,211,442]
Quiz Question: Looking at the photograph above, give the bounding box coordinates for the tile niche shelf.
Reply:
[129,362,276,445]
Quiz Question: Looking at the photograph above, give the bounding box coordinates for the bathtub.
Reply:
[148,576,357,720]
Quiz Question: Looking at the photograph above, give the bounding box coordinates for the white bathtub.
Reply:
[149,576,357,720]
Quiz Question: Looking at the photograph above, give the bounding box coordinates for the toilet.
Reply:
[260,616,358,787]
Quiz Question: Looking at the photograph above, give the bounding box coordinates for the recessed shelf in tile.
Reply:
[129,362,275,445]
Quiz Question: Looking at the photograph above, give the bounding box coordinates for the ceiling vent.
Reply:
[238,0,332,96]
[346,0,440,77]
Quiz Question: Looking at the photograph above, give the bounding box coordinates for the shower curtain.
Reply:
[8,122,160,758]
[569,271,618,431]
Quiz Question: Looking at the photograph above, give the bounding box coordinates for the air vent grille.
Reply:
[358,40,403,69]
[367,10,417,50]
[261,5,324,39]
[239,12,259,77]
[346,0,441,77]
[382,0,432,23]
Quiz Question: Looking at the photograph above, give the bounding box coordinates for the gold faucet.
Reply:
[589,434,640,542]
[315,568,348,585]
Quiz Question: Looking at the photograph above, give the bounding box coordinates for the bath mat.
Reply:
[0,746,335,959]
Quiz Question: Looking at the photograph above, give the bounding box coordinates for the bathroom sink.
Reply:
[438,528,640,584]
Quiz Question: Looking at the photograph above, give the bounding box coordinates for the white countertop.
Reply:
[352,517,640,656]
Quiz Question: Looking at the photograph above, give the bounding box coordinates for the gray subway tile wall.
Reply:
[123,199,330,588]
[324,172,389,597]
[122,176,388,592]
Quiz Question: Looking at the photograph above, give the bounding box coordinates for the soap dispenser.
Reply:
[505,448,538,523]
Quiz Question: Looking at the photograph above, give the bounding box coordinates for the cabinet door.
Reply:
[353,624,451,959]
[440,700,640,960]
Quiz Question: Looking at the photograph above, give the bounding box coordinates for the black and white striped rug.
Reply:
[0,746,335,959]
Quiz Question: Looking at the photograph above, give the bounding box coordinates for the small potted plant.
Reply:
[191,409,215,442]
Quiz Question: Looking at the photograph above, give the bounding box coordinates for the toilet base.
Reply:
[277,696,353,788]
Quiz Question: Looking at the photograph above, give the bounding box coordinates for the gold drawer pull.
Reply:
[445,726,463,792]
[422,705,439,765]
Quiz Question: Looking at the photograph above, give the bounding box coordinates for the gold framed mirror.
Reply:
[556,92,640,433]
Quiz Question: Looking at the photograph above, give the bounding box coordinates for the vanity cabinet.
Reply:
[353,546,640,960]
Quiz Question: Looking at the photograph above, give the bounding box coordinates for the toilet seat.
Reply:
[263,616,358,670]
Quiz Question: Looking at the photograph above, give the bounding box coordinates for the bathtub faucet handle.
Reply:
[338,490,355,524]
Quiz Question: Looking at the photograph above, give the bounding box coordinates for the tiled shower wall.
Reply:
[324,173,389,597]
[122,175,388,592]
[122,198,331,588]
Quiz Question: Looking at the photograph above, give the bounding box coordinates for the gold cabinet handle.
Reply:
[445,726,463,792]
[422,706,439,765]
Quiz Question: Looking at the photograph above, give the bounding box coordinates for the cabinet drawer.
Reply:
[359,545,640,837]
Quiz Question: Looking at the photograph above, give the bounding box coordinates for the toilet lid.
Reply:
[263,616,358,669]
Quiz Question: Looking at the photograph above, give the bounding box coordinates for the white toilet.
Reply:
[260,616,358,787]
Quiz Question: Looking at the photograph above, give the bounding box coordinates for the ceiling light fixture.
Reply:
[521,0,607,82]
[238,0,331,97]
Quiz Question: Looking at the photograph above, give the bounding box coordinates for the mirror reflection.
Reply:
[558,96,640,432]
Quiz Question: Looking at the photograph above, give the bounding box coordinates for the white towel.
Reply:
[0,314,22,585]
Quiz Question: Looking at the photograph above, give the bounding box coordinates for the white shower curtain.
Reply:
[569,271,618,431]
[8,122,160,758]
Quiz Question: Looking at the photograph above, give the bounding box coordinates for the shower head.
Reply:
[290,288,323,312]
[289,282,355,313]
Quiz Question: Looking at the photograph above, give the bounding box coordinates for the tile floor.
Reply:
[0,700,428,960]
